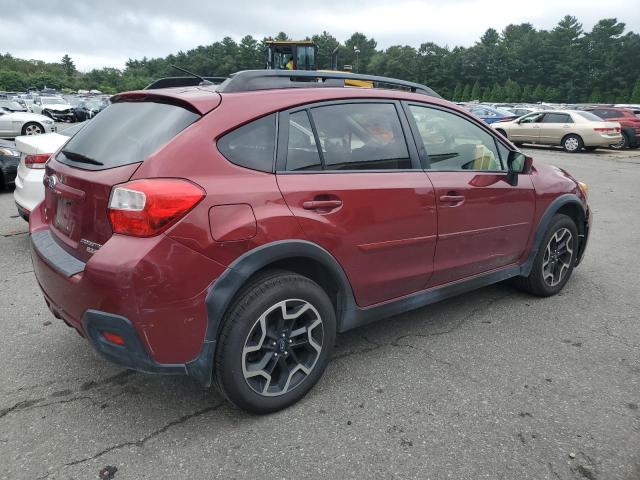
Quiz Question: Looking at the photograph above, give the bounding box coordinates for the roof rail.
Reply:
[216,70,441,98]
[144,76,227,90]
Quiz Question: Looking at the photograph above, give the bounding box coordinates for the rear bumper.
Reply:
[82,310,187,375]
[13,163,44,213]
[584,133,623,147]
[29,203,227,384]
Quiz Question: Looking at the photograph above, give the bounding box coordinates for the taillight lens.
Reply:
[25,153,50,169]
[108,179,205,237]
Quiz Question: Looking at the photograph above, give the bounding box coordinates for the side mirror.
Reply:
[506,152,533,186]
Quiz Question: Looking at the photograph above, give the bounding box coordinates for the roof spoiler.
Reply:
[144,76,227,90]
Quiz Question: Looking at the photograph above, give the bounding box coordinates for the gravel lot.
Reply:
[0,146,639,480]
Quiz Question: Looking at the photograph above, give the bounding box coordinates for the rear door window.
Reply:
[542,113,572,123]
[309,103,412,170]
[57,101,200,170]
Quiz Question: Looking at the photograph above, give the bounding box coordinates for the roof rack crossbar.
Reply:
[216,70,441,98]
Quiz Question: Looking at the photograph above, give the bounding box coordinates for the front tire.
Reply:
[215,270,336,414]
[562,134,583,153]
[21,122,44,135]
[514,214,578,297]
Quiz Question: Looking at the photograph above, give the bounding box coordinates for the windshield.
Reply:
[576,111,603,122]
[0,101,22,110]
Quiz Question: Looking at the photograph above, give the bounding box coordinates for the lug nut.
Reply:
[288,339,292,343]
[274,353,278,357]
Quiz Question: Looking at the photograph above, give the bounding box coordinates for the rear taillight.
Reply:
[108,179,205,237]
[593,127,620,133]
[25,153,50,169]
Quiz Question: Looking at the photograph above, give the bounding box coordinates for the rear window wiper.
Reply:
[61,150,104,166]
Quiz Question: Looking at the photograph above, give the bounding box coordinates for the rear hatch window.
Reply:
[55,101,200,170]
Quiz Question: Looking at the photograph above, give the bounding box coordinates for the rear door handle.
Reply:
[303,199,342,210]
[439,195,465,206]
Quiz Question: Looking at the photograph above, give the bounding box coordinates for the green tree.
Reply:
[61,54,75,77]
[481,86,492,102]
[490,83,504,101]
[521,85,533,102]
[503,79,521,101]
[461,84,472,101]
[470,81,481,100]
[237,35,261,70]
[312,31,340,69]
[532,84,546,101]
[452,83,463,100]
[343,32,377,73]
[629,78,640,102]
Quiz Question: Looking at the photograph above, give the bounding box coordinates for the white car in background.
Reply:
[13,122,86,220]
[31,96,75,122]
[0,108,55,138]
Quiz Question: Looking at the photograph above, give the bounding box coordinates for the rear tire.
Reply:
[514,214,578,297]
[215,270,336,414]
[562,134,583,153]
[21,122,44,135]
[610,132,629,150]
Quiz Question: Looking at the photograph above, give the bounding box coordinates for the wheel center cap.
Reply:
[277,338,287,352]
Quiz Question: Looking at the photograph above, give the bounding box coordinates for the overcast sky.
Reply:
[1,0,639,71]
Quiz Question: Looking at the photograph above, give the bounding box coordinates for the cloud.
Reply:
[1,0,638,70]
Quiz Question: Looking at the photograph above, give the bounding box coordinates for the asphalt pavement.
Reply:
[0,146,638,480]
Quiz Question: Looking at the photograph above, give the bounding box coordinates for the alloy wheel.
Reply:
[25,124,42,135]
[242,299,324,397]
[542,228,574,287]
[564,137,579,152]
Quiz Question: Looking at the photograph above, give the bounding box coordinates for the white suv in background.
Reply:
[13,122,86,220]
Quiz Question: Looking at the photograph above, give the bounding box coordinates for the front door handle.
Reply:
[439,194,465,206]
[302,199,343,210]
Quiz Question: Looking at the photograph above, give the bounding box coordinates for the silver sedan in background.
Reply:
[0,108,56,138]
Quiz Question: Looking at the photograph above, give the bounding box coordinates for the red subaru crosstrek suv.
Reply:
[30,71,591,413]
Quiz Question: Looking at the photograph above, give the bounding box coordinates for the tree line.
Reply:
[2,15,640,103]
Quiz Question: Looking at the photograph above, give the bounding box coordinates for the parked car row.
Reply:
[458,101,640,152]
[1,89,110,124]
